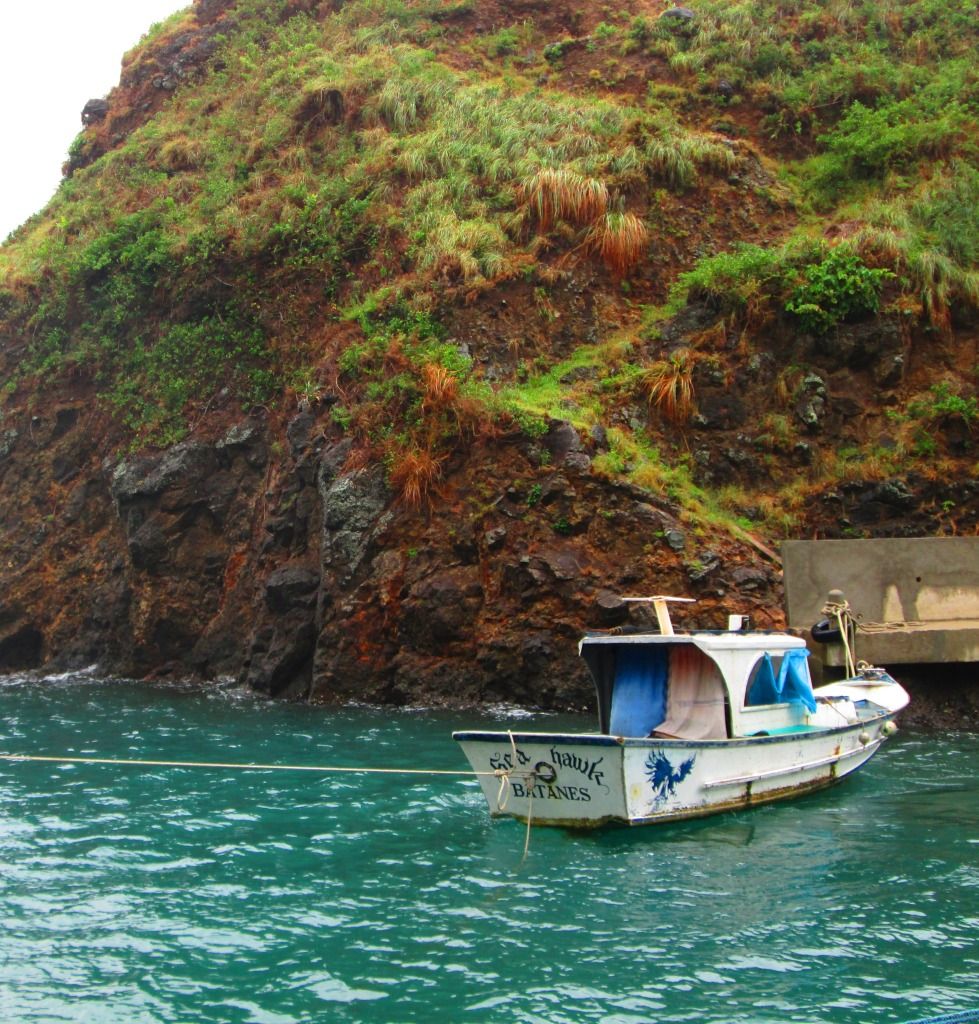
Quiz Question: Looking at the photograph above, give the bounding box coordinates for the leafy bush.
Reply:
[785,246,893,333]
[543,39,574,63]
[266,189,375,287]
[908,381,978,427]
[627,16,654,47]
[671,243,786,312]
[821,99,964,177]
[481,25,524,58]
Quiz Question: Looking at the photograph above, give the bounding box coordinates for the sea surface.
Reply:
[0,672,976,1024]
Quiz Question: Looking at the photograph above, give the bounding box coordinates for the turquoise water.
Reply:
[0,673,977,1024]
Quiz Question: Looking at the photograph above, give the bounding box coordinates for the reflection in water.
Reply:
[0,673,976,1024]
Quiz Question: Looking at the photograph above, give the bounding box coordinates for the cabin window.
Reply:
[745,654,784,706]
[744,651,816,712]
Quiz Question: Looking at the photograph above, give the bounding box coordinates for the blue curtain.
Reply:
[609,646,669,737]
[747,653,779,707]
[747,650,816,712]
[778,648,817,712]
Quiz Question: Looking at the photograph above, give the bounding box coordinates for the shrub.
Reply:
[543,39,574,64]
[908,382,978,428]
[785,245,893,333]
[628,16,654,47]
[482,25,523,58]
[671,243,786,312]
[820,100,961,177]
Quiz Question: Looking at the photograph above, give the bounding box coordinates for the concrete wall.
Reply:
[782,538,979,665]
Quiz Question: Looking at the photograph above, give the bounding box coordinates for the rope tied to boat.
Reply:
[0,752,495,779]
[898,1010,979,1024]
[495,766,512,812]
[3,748,542,865]
[488,731,539,861]
[491,764,537,863]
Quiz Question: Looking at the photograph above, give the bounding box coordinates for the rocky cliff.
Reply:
[0,381,785,704]
[0,0,976,710]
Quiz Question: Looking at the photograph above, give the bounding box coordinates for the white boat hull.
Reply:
[454,713,899,828]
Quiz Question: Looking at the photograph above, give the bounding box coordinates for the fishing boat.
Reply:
[453,595,909,828]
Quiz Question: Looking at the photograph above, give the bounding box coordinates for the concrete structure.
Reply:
[782,538,979,668]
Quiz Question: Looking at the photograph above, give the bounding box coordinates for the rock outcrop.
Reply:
[0,391,790,708]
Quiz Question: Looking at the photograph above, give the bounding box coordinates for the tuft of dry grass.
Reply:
[420,362,458,414]
[156,137,206,173]
[522,168,609,230]
[642,350,696,423]
[389,446,444,508]
[584,211,648,275]
[686,319,730,352]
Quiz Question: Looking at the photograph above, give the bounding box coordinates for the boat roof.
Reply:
[579,628,814,736]
[580,630,807,654]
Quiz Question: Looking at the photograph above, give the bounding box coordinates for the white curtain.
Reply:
[655,645,728,739]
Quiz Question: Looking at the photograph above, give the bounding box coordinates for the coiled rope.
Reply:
[822,595,857,677]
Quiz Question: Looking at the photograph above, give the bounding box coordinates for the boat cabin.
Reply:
[579,630,818,741]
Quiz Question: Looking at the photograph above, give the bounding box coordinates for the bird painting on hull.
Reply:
[645,751,696,805]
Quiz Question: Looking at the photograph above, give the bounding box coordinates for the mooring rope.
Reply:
[0,752,494,778]
[857,619,927,633]
[822,596,857,677]
[898,1010,979,1024]
[503,730,540,862]
[1,748,544,859]
[522,782,535,864]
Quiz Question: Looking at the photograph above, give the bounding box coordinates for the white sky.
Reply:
[0,0,190,241]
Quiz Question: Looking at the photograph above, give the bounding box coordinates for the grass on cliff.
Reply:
[0,0,749,440]
[0,0,976,534]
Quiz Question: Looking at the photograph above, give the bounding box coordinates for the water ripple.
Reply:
[0,676,977,1023]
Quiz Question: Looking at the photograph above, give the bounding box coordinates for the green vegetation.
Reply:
[784,246,893,334]
[0,0,975,537]
[909,382,978,429]
[669,243,788,314]
[0,0,752,442]
[667,240,893,335]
